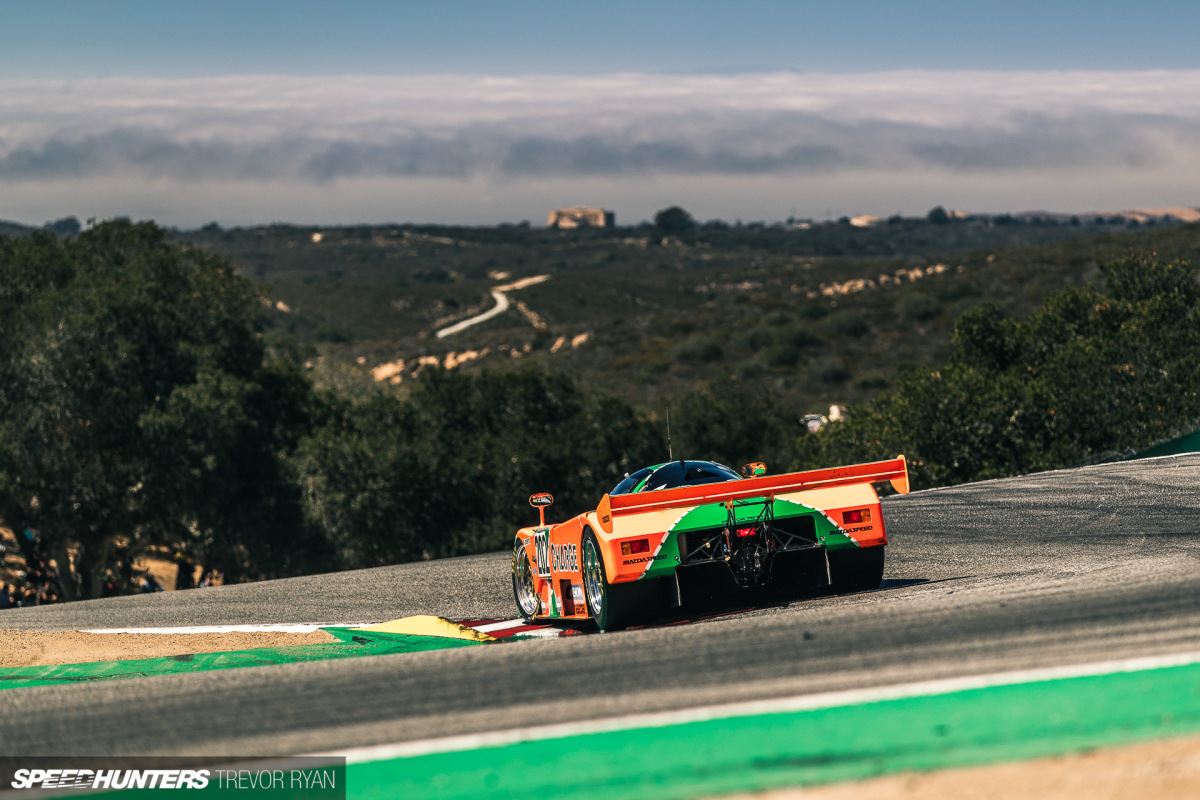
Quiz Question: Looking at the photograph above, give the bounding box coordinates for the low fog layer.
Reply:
[2,71,1198,225]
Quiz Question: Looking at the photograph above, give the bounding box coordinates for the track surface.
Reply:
[3,456,1199,757]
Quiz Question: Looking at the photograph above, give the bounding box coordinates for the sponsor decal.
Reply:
[11,769,211,790]
[551,543,579,573]
[4,758,344,797]
[622,556,654,565]
[571,584,584,603]
[844,525,872,533]
[597,493,614,533]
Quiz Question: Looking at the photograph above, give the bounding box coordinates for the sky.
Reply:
[2,1,1199,227]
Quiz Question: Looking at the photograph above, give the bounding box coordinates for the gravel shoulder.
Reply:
[0,629,335,667]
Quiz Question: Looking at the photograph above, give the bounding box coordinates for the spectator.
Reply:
[174,552,195,590]
[0,584,13,609]
[17,526,37,563]
[140,575,164,593]
[39,583,59,604]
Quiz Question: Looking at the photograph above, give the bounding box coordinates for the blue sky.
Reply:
[5,1,1200,75]
[1,1,1198,226]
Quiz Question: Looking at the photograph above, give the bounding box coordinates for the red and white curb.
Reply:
[80,619,574,639]
[459,618,573,639]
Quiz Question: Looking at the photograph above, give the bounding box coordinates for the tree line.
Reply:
[1,221,1195,599]
[0,221,670,598]
[796,254,1200,486]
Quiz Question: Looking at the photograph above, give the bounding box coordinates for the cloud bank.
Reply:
[1,72,1198,225]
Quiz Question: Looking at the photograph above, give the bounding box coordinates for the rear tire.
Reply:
[582,529,645,631]
[827,546,885,594]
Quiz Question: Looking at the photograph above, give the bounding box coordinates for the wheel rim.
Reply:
[514,549,539,617]
[583,539,605,618]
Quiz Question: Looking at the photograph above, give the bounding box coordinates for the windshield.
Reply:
[609,460,740,495]
[609,465,659,496]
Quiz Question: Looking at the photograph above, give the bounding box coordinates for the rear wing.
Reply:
[596,456,908,531]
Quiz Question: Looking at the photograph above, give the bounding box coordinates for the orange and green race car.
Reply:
[511,456,910,631]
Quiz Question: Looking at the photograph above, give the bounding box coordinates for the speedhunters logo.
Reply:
[11,769,209,790]
[1,758,345,797]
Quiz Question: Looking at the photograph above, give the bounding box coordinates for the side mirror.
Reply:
[741,462,767,478]
[529,493,554,525]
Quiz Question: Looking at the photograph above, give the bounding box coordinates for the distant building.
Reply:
[548,207,615,229]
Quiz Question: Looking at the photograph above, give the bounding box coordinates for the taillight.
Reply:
[735,526,756,538]
[842,508,872,525]
[621,539,651,555]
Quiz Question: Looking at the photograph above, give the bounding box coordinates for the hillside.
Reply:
[177,217,1200,417]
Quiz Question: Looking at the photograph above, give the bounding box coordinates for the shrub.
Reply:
[738,361,768,380]
[785,327,822,348]
[740,328,775,352]
[674,337,724,363]
[810,358,851,384]
[797,303,828,321]
[819,310,869,337]
[898,293,941,322]
[765,345,802,368]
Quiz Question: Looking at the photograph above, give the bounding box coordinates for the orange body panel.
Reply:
[781,484,889,548]
[516,514,592,620]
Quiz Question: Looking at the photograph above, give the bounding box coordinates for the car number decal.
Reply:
[534,528,551,577]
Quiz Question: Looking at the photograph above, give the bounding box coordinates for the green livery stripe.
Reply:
[345,659,1200,799]
[652,498,850,576]
[641,527,682,579]
[819,530,859,551]
[667,501,729,532]
[0,628,480,691]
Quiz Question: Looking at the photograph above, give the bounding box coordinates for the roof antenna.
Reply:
[666,406,673,461]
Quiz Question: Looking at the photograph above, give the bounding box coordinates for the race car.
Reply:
[511,455,909,630]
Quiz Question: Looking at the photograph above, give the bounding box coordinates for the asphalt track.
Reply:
[3,455,1199,758]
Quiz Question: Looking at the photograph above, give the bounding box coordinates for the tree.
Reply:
[42,216,82,237]
[292,369,663,567]
[926,206,951,225]
[797,255,1200,489]
[0,221,316,598]
[654,206,694,235]
[670,380,798,471]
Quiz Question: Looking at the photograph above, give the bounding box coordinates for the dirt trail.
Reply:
[435,274,550,338]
